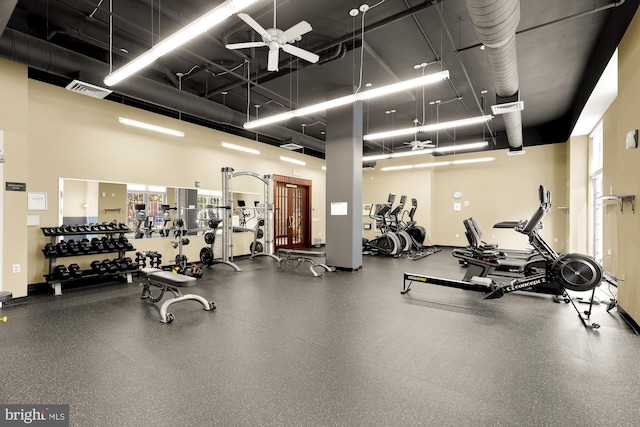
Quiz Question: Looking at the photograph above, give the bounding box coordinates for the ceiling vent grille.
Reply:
[491,100,524,115]
[280,142,304,150]
[65,80,113,99]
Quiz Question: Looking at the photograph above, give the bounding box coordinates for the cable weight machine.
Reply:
[209,168,279,272]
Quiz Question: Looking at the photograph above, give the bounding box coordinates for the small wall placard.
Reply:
[28,192,47,210]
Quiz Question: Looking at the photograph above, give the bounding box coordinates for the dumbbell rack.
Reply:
[41,226,137,296]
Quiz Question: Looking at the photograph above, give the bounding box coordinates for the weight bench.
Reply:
[276,249,335,277]
[140,268,215,323]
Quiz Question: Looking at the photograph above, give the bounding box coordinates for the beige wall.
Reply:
[97,182,127,224]
[0,59,29,298]
[362,167,433,241]
[362,144,568,251]
[604,7,640,325]
[0,61,326,295]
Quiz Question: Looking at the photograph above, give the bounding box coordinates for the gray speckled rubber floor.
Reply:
[1,249,638,426]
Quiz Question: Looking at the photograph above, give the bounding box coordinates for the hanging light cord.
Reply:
[355,0,387,94]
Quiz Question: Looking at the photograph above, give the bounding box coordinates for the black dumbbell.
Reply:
[66,239,80,254]
[67,263,82,279]
[53,265,70,280]
[102,259,118,274]
[55,241,69,256]
[43,243,58,258]
[101,236,116,251]
[91,238,104,251]
[90,260,107,274]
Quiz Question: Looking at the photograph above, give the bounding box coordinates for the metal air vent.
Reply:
[491,101,524,115]
[280,142,304,150]
[65,80,113,99]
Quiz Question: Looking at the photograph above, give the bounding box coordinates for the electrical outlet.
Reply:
[12,264,20,273]
[456,233,460,238]
[553,237,558,243]
[607,249,612,256]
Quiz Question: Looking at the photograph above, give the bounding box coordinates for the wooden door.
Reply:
[274,176,312,251]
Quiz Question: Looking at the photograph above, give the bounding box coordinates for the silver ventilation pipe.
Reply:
[0,0,17,36]
[0,28,327,153]
[465,0,523,150]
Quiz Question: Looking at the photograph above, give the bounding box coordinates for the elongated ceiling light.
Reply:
[280,156,306,166]
[363,115,492,141]
[380,157,495,171]
[244,70,450,129]
[362,141,489,162]
[118,117,184,137]
[221,141,260,155]
[104,0,260,86]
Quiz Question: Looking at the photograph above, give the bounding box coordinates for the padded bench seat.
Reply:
[276,249,335,277]
[140,268,215,323]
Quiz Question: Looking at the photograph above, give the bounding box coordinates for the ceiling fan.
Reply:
[225,0,319,72]
[401,120,435,150]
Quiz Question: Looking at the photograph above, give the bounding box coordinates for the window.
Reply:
[589,121,604,261]
[126,185,167,230]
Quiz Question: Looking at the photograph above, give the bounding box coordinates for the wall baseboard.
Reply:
[617,306,640,335]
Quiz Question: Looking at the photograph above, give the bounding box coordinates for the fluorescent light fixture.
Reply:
[147,186,167,193]
[380,165,414,171]
[244,70,450,129]
[451,157,495,165]
[435,141,488,154]
[362,153,392,161]
[118,117,184,137]
[104,0,259,86]
[414,161,451,168]
[221,141,260,155]
[491,101,524,115]
[380,157,495,171]
[363,115,492,141]
[362,141,489,162]
[280,156,306,166]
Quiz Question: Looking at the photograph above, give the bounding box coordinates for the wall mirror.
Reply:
[58,178,259,239]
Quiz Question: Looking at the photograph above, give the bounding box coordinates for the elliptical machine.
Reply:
[363,194,402,256]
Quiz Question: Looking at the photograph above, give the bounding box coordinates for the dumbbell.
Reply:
[101,236,116,251]
[91,238,104,251]
[55,241,69,256]
[90,260,107,274]
[135,252,147,268]
[67,263,83,279]
[102,259,118,274]
[66,239,80,254]
[43,243,58,258]
[121,236,133,250]
[53,265,70,280]
[78,238,91,253]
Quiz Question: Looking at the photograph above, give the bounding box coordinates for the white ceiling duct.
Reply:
[465,0,523,150]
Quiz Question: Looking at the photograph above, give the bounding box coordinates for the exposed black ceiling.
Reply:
[3,0,638,158]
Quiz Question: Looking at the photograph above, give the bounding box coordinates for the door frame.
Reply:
[273,175,312,250]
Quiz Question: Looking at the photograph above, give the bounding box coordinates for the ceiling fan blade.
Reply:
[267,48,280,71]
[283,21,313,43]
[237,13,271,40]
[225,41,268,50]
[281,44,319,63]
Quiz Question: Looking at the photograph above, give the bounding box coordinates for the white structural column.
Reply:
[325,87,363,271]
